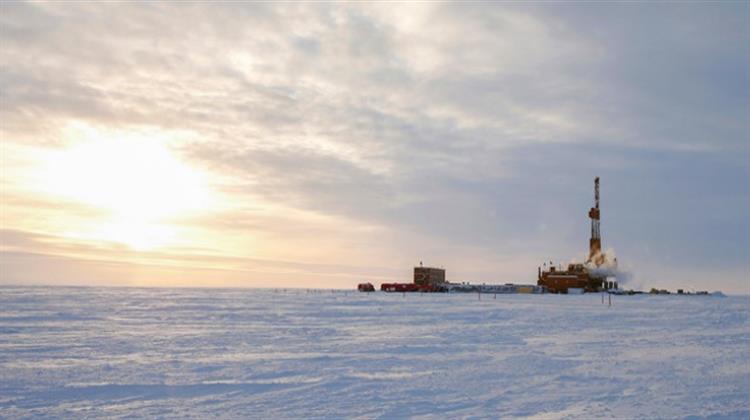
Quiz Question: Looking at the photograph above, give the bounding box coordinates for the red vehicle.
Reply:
[357,283,375,292]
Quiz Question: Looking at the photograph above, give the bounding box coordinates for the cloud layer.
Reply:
[2,2,748,292]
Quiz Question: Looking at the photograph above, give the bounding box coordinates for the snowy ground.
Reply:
[1,287,748,419]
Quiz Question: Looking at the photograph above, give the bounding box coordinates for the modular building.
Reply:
[414,266,446,286]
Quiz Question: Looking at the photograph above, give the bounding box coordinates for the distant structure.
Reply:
[380,265,543,294]
[413,266,445,286]
[381,266,445,292]
[362,178,715,296]
[357,282,375,292]
[538,177,618,293]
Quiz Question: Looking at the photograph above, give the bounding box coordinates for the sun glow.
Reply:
[35,124,213,250]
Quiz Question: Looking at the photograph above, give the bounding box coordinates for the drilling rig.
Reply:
[537,177,618,293]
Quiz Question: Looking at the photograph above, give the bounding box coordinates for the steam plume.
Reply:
[585,248,633,285]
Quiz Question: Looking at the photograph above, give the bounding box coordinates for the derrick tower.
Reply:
[587,177,604,265]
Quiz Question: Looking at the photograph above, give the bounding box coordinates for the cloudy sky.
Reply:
[1,2,748,293]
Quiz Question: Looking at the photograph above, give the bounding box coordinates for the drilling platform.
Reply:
[537,177,618,293]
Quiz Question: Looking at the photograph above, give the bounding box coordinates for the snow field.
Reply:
[1,287,748,419]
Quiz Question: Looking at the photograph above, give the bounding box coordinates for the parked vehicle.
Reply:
[357,283,375,292]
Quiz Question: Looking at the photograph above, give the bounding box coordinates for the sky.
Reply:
[1,2,748,293]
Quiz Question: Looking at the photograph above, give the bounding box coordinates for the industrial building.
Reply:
[413,265,446,286]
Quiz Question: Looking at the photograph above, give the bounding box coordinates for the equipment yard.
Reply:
[371,177,637,296]
[1,286,747,418]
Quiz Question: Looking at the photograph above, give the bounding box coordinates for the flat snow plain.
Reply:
[1,287,748,419]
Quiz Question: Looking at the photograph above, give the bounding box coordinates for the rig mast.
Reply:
[587,177,603,265]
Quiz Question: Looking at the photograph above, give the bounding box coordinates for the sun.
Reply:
[36,123,212,250]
